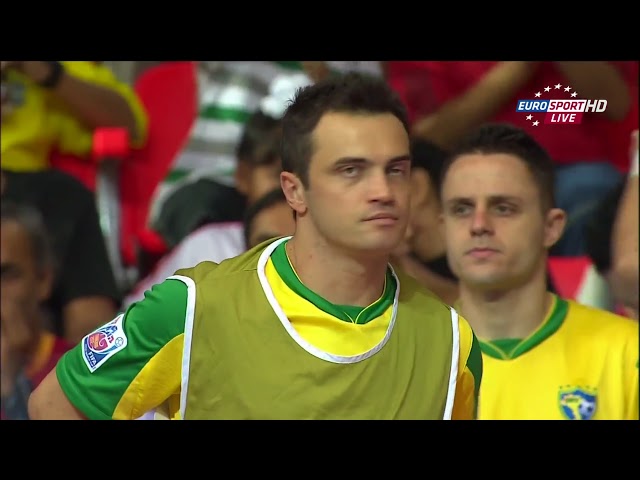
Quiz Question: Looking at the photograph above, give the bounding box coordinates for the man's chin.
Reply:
[463,274,512,292]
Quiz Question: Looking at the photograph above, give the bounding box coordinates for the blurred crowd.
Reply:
[1,60,638,419]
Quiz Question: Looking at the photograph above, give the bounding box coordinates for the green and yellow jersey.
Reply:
[475,295,638,420]
[57,238,482,420]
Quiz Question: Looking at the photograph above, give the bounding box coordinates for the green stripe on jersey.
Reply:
[56,279,188,420]
[467,332,483,418]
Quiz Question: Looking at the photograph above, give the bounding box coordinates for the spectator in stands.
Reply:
[146,62,385,249]
[153,100,293,250]
[1,170,121,345]
[389,61,637,257]
[391,138,459,305]
[123,187,295,308]
[127,73,310,295]
[1,202,72,419]
[609,130,639,317]
[1,61,148,173]
[243,188,295,249]
[146,62,311,242]
[582,176,626,313]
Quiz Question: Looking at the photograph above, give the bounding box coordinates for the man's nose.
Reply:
[368,171,394,204]
[470,208,493,236]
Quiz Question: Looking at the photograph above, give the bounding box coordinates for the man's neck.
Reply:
[285,231,390,307]
[458,271,553,341]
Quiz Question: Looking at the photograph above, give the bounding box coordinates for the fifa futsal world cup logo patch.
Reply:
[516,84,607,126]
[558,385,597,420]
[82,313,128,373]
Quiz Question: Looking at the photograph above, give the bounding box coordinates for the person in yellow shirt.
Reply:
[439,122,638,420]
[1,61,148,172]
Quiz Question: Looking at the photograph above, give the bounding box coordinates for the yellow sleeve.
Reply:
[53,61,149,156]
[451,313,483,420]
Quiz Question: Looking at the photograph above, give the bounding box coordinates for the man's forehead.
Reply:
[444,155,535,191]
[1,222,33,259]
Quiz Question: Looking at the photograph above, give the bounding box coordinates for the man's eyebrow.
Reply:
[445,195,523,206]
[333,157,369,168]
[333,154,411,167]
[446,197,473,206]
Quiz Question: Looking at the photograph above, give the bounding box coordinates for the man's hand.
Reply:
[412,61,541,149]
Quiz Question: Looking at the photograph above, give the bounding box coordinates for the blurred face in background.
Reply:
[405,166,445,261]
[246,201,295,248]
[1,219,53,350]
[235,115,283,205]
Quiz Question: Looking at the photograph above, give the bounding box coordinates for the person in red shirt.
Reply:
[387,61,638,256]
[1,201,71,420]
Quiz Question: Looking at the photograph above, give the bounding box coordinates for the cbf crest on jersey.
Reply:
[82,314,128,373]
[558,385,597,420]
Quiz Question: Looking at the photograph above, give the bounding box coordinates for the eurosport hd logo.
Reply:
[516,84,607,126]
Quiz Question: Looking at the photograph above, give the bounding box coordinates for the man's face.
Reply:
[286,112,411,256]
[0,220,52,328]
[247,162,282,205]
[236,160,283,205]
[440,153,565,291]
[247,201,296,249]
[406,167,444,261]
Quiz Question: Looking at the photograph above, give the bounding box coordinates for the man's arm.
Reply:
[553,62,632,121]
[450,313,483,420]
[8,61,147,146]
[29,278,189,420]
[609,132,639,311]
[412,61,539,150]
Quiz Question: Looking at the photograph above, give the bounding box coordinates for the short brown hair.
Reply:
[280,72,409,187]
[439,122,557,211]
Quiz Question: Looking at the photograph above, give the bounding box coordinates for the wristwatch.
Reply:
[38,61,65,89]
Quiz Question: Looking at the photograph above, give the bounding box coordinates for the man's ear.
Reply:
[543,207,567,249]
[280,171,308,216]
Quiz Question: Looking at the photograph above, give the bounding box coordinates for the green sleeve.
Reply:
[467,332,483,419]
[56,278,188,419]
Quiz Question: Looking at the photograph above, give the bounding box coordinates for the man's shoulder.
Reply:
[175,237,278,284]
[565,299,639,344]
[393,265,455,317]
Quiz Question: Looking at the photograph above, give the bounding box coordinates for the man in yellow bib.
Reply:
[28,73,482,420]
[439,122,638,420]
